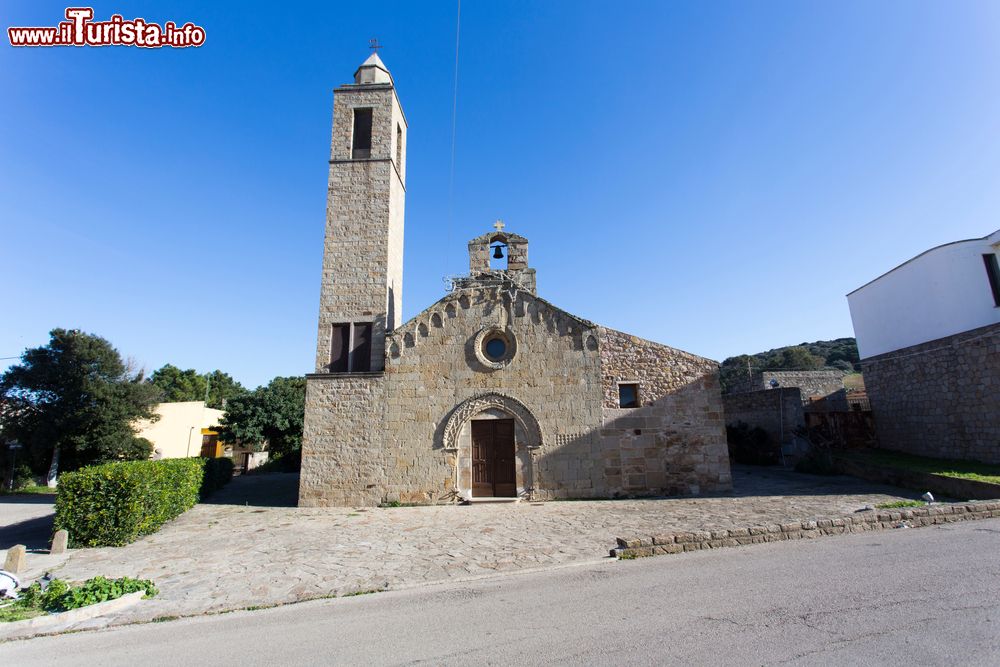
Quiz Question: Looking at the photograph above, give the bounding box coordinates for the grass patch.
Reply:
[342,588,382,597]
[860,449,1000,485]
[0,484,55,496]
[0,605,45,623]
[875,500,925,509]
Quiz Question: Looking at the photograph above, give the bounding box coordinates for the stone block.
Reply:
[50,530,68,555]
[4,545,26,574]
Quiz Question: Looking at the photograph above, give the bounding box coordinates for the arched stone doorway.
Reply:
[441,393,543,499]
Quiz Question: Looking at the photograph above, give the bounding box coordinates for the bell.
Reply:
[492,245,504,259]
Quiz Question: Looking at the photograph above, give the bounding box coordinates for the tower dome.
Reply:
[354,52,393,85]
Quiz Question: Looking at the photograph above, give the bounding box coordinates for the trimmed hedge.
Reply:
[201,456,234,498]
[55,457,233,548]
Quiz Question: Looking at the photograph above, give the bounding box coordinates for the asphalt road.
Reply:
[3,518,1000,665]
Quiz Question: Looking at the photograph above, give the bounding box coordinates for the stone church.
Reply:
[299,54,732,506]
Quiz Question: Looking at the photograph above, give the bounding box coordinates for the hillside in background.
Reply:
[719,338,860,394]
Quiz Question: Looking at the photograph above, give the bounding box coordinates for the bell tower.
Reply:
[313,51,407,373]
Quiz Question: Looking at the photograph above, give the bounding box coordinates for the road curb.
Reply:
[0,590,146,642]
[611,500,1000,558]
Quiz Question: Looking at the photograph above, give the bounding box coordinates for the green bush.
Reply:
[8,576,157,618]
[55,458,204,547]
[200,456,234,499]
[55,575,157,610]
[11,464,36,490]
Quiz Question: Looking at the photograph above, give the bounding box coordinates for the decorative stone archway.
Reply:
[442,393,543,452]
[441,393,543,499]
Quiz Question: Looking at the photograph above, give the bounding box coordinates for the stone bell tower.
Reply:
[300,52,406,507]
[313,51,407,374]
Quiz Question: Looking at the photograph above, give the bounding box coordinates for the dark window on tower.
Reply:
[395,124,403,167]
[329,322,374,373]
[618,384,639,409]
[352,108,373,159]
[984,253,1000,307]
[351,322,373,372]
[330,324,350,372]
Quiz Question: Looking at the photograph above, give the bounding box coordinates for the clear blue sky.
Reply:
[3,1,999,388]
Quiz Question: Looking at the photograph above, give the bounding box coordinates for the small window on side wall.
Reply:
[618,383,639,409]
[984,253,1000,307]
[395,123,403,167]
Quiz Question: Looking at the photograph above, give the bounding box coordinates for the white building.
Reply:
[848,229,1000,359]
[846,229,1000,463]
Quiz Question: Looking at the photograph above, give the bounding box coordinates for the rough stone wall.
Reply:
[382,288,605,503]
[299,374,387,507]
[755,370,845,398]
[314,84,405,373]
[722,388,805,445]
[598,328,732,495]
[863,322,1000,464]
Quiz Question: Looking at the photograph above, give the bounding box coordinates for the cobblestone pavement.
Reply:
[42,467,919,625]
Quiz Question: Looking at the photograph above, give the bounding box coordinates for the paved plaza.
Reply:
[0,466,927,627]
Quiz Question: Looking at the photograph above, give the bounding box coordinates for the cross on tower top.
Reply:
[493,219,505,232]
[368,38,383,53]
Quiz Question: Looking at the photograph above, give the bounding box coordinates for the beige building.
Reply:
[299,54,732,507]
[136,401,224,460]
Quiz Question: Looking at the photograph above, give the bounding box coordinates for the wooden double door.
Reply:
[471,419,517,497]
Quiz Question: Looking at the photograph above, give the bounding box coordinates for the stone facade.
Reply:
[862,322,1000,464]
[299,55,731,506]
[598,328,731,496]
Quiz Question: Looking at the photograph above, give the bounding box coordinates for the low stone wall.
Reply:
[834,455,1000,501]
[756,370,845,398]
[722,388,804,446]
[611,501,1000,558]
[862,322,1000,464]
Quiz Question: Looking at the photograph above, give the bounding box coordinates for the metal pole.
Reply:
[7,447,15,492]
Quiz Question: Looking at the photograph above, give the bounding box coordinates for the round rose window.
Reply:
[474,328,516,369]
[484,336,507,361]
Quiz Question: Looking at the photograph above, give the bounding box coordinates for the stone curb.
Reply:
[0,590,146,642]
[611,501,1000,558]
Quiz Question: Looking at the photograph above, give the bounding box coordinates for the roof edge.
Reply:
[847,229,1000,297]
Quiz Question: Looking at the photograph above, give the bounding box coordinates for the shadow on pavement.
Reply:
[0,496,55,550]
[705,464,920,500]
[202,473,300,508]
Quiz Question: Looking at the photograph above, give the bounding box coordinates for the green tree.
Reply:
[0,329,160,480]
[203,370,246,409]
[217,376,305,456]
[148,365,245,409]
[775,346,824,370]
[148,364,206,403]
[719,354,756,395]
